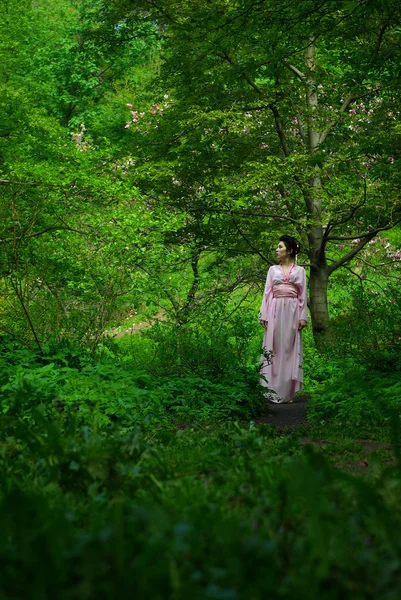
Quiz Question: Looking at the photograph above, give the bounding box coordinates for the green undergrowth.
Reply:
[1,398,401,598]
[0,333,266,428]
[2,330,401,598]
[304,342,401,430]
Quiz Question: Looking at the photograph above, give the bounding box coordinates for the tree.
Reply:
[0,0,159,347]
[110,0,401,340]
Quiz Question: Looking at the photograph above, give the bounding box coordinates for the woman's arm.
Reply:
[298,267,308,323]
[259,267,273,327]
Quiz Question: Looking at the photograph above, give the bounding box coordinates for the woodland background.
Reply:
[1,1,401,598]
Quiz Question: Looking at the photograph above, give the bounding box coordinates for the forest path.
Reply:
[254,395,309,429]
[254,397,393,472]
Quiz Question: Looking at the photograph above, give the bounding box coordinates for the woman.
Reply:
[259,235,308,404]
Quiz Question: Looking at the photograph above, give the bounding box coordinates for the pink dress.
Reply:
[259,264,308,403]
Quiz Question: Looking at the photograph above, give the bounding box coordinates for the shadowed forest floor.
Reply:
[254,395,394,472]
[255,394,309,429]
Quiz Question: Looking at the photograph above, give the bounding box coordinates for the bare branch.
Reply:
[325,179,367,231]
[217,51,267,97]
[269,104,290,157]
[143,0,176,23]
[229,209,270,263]
[195,275,254,302]
[373,21,390,57]
[327,234,376,275]
[0,225,86,244]
[319,94,355,145]
[327,218,401,242]
[188,206,303,224]
[358,256,401,281]
[285,62,306,81]
[8,276,43,354]
[218,50,293,156]
[242,72,267,97]
[0,325,32,348]
[340,263,389,292]
[0,179,46,187]
[241,105,272,111]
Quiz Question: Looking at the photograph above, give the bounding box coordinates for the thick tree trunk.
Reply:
[303,41,330,342]
[308,263,329,342]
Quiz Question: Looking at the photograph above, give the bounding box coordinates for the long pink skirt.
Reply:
[260,297,303,403]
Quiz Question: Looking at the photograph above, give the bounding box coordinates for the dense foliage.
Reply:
[105,0,401,336]
[1,332,401,598]
[2,0,401,597]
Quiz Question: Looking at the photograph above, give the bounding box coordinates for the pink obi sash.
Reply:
[273,282,298,298]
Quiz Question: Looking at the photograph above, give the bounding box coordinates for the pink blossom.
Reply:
[126,103,132,108]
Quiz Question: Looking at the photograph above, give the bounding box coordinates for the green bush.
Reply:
[306,349,401,428]
[2,426,401,599]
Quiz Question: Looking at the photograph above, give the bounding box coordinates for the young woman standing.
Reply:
[259,235,308,404]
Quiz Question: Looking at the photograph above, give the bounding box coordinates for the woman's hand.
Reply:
[298,320,307,330]
[260,320,268,329]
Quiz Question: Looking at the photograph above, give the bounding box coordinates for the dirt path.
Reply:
[254,394,309,429]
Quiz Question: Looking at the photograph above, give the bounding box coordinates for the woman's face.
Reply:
[276,241,291,261]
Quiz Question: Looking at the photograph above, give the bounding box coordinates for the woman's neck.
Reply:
[280,258,293,268]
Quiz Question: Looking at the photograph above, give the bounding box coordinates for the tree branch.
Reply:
[269,104,290,157]
[373,21,390,58]
[0,179,46,187]
[0,225,86,244]
[218,50,292,156]
[327,234,376,275]
[296,113,307,144]
[285,62,306,81]
[143,0,176,23]
[327,218,401,242]
[229,210,269,262]
[325,178,368,231]
[358,256,401,281]
[217,51,267,97]
[340,263,389,293]
[318,94,356,145]
[188,206,303,224]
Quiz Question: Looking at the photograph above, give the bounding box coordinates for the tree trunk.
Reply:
[303,41,330,342]
[308,262,329,343]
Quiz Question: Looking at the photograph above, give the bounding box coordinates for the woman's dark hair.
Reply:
[279,235,301,258]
